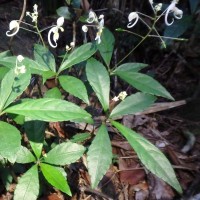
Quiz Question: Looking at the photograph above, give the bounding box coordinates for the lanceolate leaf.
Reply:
[111,121,182,194]
[0,121,21,163]
[14,165,39,200]
[114,71,174,100]
[0,69,31,111]
[110,93,156,119]
[40,163,72,196]
[58,43,97,73]
[112,63,148,74]
[24,120,46,158]
[86,58,110,111]
[16,146,36,164]
[43,141,85,165]
[87,125,112,188]
[59,75,89,104]
[34,44,56,72]
[97,28,115,67]
[4,98,93,124]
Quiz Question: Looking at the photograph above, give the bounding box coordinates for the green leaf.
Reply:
[0,166,13,190]
[24,119,46,158]
[0,56,16,69]
[0,50,12,58]
[16,146,36,164]
[111,121,183,194]
[40,163,71,196]
[34,44,56,72]
[112,63,148,74]
[0,67,10,81]
[189,0,200,13]
[44,87,62,99]
[58,43,97,73]
[14,165,39,200]
[0,69,31,111]
[70,133,91,143]
[5,98,93,124]
[56,6,72,20]
[110,93,156,119]
[164,16,192,45]
[43,141,85,165]
[0,121,21,163]
[115,71,174,100]
[86,58,110,111]
[87,125,112,188]
[59,75,89,104]
[97,28,115,67]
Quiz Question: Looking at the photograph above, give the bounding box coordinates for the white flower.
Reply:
[18,65,26,74]
[95,15,104,44]
[165,0,183,26]
[17,55,24,62]
[155,3,163,12]
[149,0,153,5]
[112,96,119,102]
[83,12,104,44]
[127,12,139,28]
[70,41,75,47]
[48,17,64,48]
[82,25,88,32]
[15,55,26,75]
[87,11,97,23]
[112,91,128,102]
[26,4,38,22]
[6,20,20,37]
[118,91,127,100]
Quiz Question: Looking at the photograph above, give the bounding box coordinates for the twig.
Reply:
[80,186,113,200]
[9,0,27,50]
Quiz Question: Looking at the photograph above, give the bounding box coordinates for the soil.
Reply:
[0,0,200,200]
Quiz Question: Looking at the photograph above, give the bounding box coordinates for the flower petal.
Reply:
[127,12,139,28]
[48,26,58,48]
[165,1,176,26]
[6,20,20,37]
[57,17,64,27]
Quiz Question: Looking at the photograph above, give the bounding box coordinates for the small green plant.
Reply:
[0,0,187,199]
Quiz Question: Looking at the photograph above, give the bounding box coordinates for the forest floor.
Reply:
[0,0,200,200]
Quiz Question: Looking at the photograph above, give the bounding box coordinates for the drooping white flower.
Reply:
[127,12,139,28]
[87,11,97,23]
[48,17,64,48]
[95,15,104,44]
[6,20,20,37]
[165,0,183,26]
[83,12,104,44]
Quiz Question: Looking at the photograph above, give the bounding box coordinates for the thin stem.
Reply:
[148,34,188,41]
[139,17,151,30]
[117,29,143,38]
[35,23,46,47]
[137,11,154,20]
[114,20,156,68]
[20,27,38,34]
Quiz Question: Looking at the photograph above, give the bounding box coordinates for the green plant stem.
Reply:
[115,20,157,68]
[35,23,46,47]
[148,35,188,41]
